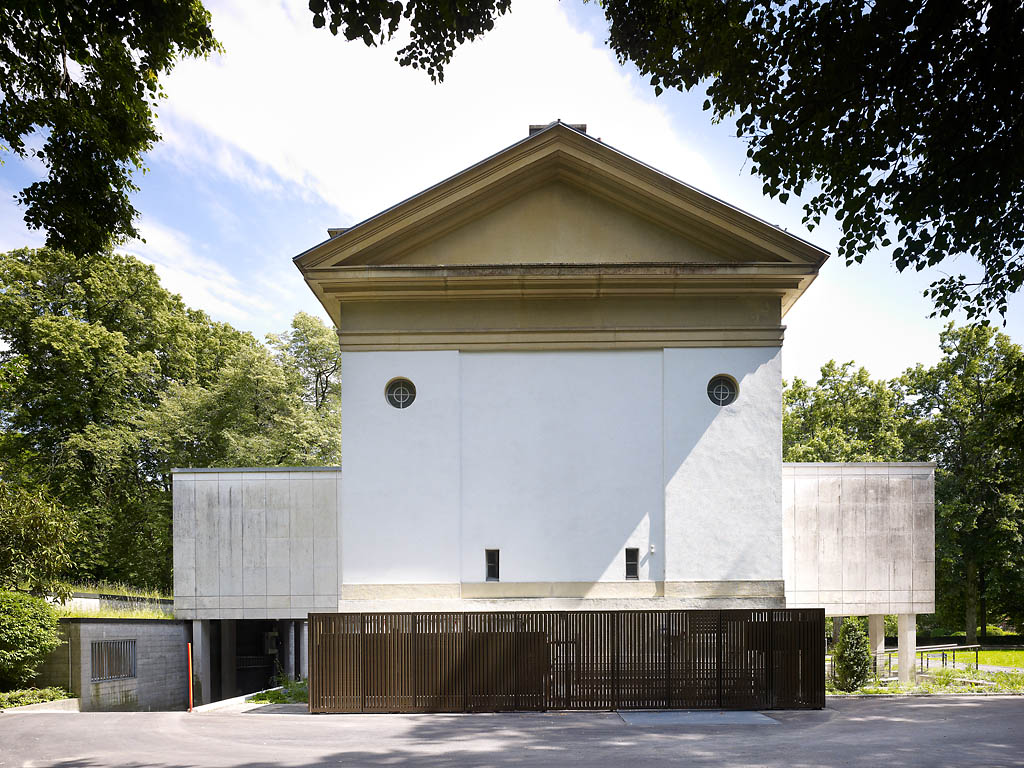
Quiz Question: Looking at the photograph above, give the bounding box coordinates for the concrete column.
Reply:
[220,619,237,699]
[868,614,886,674]
[898,613,917,685]
[299,621,309,680]
[191,620,212,706]
[279,620,295,681]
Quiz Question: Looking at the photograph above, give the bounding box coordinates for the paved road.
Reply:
[3,696,1024,768]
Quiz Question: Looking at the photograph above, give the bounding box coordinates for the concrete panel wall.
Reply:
[782,463,935,616]
[173,468,341,620]
[36,619,190,711]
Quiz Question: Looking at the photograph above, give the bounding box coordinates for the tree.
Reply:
[0,246,248,588]
[0,481,77,602]
[139,341,341,470]
[307,0,1024,319]
[0,590,60,691]
[0,247,342,590]
[268,312,342,412]
[832,618,871,692]
[902,324,1024,644]
[783,361,905,462]
[0,2,219,254]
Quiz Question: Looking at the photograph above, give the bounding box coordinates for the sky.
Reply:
[1,0,1021,382]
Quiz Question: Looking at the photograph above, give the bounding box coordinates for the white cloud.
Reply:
[157,0,717,225]
[124,219,280,328]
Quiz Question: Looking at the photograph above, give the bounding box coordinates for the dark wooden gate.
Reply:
[308,609,824,713]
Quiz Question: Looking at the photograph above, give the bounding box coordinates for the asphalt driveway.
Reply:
[2,696,1023,768]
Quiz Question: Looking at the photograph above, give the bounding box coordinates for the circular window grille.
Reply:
[385,378,416,409]
[707,375,738,407]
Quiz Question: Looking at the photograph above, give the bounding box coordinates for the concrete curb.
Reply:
[190,687,285,713]
[1,697,80,713]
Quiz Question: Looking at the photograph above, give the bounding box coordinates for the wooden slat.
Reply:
[306,608,824,713]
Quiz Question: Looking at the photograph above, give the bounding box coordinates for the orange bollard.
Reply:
[187,641,194,712]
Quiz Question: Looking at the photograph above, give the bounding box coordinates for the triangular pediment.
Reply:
[295,123,828,322]
[349,180,774,267]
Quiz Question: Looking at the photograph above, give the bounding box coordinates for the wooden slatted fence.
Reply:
[308,609,824,713]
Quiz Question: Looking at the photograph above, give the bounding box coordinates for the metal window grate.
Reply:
[90,639,136,681]
[485,549,500,581]
[625,548,639,580]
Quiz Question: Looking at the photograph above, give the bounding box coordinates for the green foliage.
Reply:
[0,481,77,601]
[249,675,308,704]
[308,0,511,82]
[0,590,61,691]
[902,325,1024,644]
[784,361,905,462]
[0,246,248,589]
[826,615,898,640]
[832,619,872,692]
[54,604,172,620]
[0,2,219,254]
[71,581,170,600]
[0,686,70,708]
[268,312,342,412]
[307,1,1024,318]
[139,336,341,469]
[0,247,341,591]
[785,324,1024,641]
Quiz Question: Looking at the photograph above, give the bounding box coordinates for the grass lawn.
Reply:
[54,604,174,619]
[974,650,1024,668]
[829,664,1024,695]
[70,581,171,600]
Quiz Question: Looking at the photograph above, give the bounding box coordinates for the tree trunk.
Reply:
[979,569,988,639]
[965,558,979,646]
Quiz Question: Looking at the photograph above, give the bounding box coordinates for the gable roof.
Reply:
[295,121,828,321]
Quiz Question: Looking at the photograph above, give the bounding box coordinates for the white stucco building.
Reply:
[172,122,934,701]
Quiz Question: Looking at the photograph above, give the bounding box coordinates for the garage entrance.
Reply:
[308,609,824,713]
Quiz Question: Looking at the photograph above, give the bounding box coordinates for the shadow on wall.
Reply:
[662,350,782,583]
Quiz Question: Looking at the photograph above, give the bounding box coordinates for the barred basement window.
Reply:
[625,548,639,580]
[91,639,136,681]
[385,378,416,409]
[707,375,739,407]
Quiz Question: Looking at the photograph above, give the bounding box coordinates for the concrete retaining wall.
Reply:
[35,619,190,711]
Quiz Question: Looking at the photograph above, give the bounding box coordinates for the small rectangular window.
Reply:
[91,639,136,681]
[485,549,500,581]
[625,548,639,580]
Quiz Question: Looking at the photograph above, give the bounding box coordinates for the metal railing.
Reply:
[827,644,982,679]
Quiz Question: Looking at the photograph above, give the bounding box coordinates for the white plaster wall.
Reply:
[663,347,783,582]
[459,351,664,583]
[339,350,461,584]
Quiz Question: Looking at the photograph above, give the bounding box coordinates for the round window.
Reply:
[707,375,738,407]
[385,378,416,409]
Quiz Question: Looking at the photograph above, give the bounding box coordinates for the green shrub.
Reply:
[0,686,69,708]
[0,591,61,690]
[833,618,872,692]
